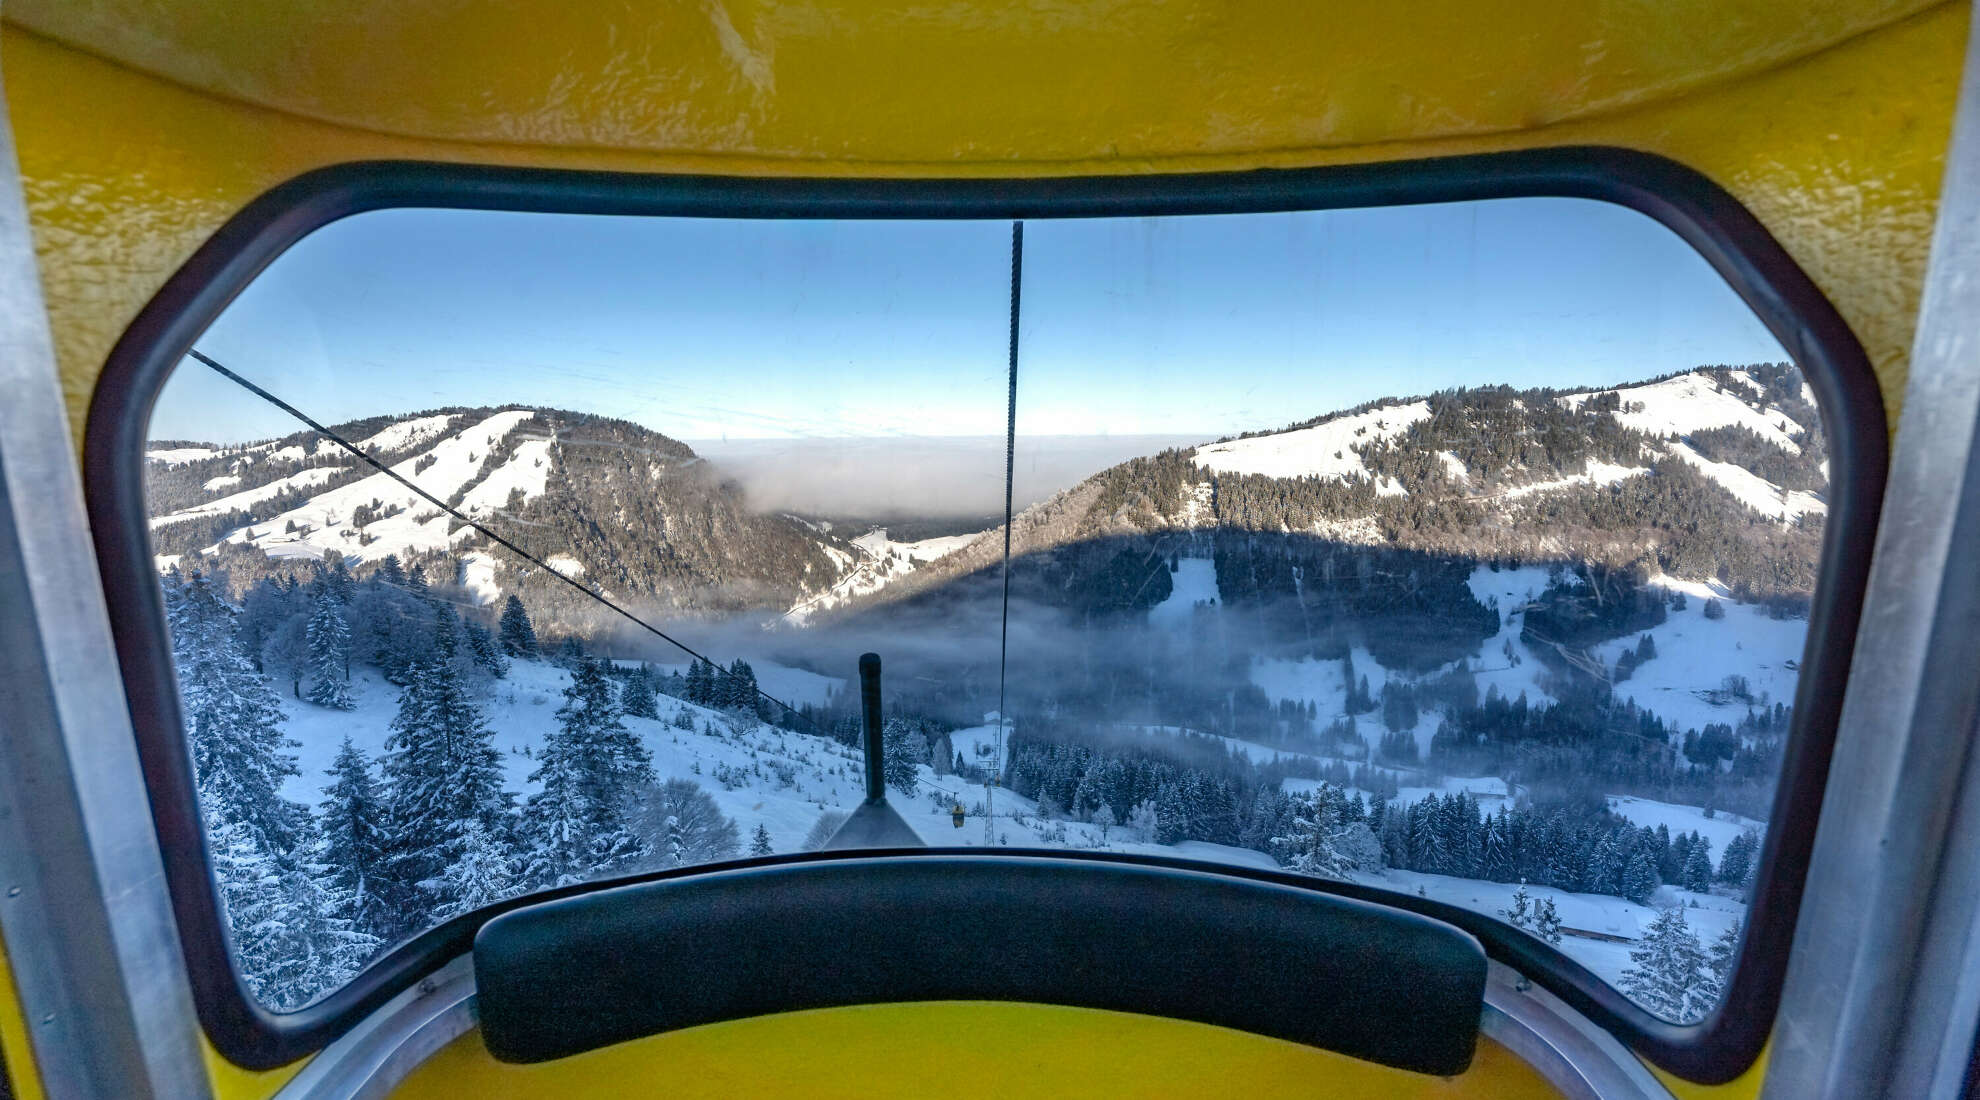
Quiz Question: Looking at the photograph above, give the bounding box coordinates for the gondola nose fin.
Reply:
[823,799,925,849]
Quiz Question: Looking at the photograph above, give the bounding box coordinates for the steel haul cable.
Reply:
[989,220,1023,846]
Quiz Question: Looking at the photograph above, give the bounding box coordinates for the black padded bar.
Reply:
[473,855,1487,1074]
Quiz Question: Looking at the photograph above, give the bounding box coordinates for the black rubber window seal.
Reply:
[81,147,1887,1082]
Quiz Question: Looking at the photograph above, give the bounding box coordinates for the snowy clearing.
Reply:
[146,446,218,465]
[1149,557,1219,629]
[1666,441,1825,522]
[1191,401,1432,482]
[1560,370,1802,454]
[356,414,460,454]
[210,410,537,563]
[1605,795,1764,853]
[1593,595,1805,735]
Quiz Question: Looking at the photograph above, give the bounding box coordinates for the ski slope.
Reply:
[1148,557,1219,628]
[1559,371,1802,453]
[1191,401,1431,484]
[163,410,539,563]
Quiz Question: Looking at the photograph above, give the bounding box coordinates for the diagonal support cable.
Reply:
[185,348,813,727]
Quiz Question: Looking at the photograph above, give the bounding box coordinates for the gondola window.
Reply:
[142,201,1826,1022]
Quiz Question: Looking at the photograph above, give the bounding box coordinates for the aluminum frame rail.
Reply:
[1762,11,1980,1098]
[0,76,212,1100]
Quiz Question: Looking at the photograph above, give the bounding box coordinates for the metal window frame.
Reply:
[80,147,1887,1081]
[0,75,211,1100]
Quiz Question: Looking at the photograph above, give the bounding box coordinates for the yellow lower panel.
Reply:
[0,939,44,1100]
[391,1002,1560,1099]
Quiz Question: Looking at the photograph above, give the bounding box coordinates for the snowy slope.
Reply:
[1604,795,1764,853]
[457,438,553,514]
[1592,586,1805,734]
[278,659,867,854]
[783,525,985,624]
[1176,368,1822,532]
[1240,561,1807,772]
[356,414,460,454]
[269,651,1747,1014]
[147,446,219,465]
[1192,401,1431,485]
[213,410,537,563]
[1665,441,1825,522]
[1560,371,1802,453]
[1492,460,1645,501]
[1148,557,1219,628]
[1364,867,1744,990]
[151,466,346,529]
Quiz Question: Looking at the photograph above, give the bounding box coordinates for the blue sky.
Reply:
[154,197,1786,446]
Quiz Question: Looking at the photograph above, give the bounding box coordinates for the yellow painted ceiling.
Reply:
[0,2,1964,440]
[7,0,1946,163]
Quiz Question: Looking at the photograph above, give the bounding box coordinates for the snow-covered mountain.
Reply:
[145,407,967,628]
[149,364,1821,637]
[782,527,986,625]
[839,363,1827,617]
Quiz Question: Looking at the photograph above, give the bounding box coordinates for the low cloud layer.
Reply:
[688,434,1208,522]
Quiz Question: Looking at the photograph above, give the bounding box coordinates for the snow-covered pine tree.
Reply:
[497,594,537,657]
[1620,906,1713,1022]
[1705,919,1742,999]
[881,718,920,798]
[431,603,462,662]
[317,738,391,937]
[432,819,520,921]
[521,658,656,886]
[1719,829,1759,885]
[376,555,407,588]
[1271,788,1352,881]
[1682,837,1715,893]
[1534,897,1564,945]
[210,819,379,1010]
[166,570,305,854]
[304,585,356,710]
[1501,883,1534,930]
[728,659,760,715]
[1128,799,1160,843]
[207,821,295,1007]
[661,814,686,867]
[620,666,659,719]
[750,823,774,857]
[237,575,300,666]
[1621,850,1661,904]
[323,553,356,607]
[1483,808,1517,881]
[379,634,514,936]
[463,620,509,679]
